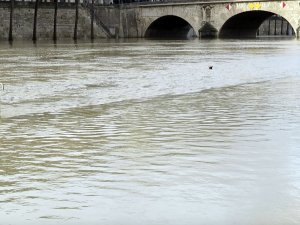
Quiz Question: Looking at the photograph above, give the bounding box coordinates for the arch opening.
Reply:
[145,16,196,40]
[257,15,296,37]
[219,11,295,39]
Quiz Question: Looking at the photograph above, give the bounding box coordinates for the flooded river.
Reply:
[0,39,300,225]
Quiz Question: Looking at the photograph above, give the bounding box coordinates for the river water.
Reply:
[0,38,300,225]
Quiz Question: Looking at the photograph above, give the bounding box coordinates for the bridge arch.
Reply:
[144,15,197,39]
[219,10,296,38]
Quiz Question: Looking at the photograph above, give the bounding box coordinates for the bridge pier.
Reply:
[198,22,218,39]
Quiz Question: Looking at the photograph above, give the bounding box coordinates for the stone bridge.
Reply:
[0,0,299,40]
[96,0,300,38]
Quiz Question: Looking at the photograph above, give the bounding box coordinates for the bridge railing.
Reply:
[0,0,235,6]
[94,0,234,6]
[0,0,86,4]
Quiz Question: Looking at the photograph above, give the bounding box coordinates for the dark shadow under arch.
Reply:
[199,22,218,38]
[219,10,295,38]
[145,16,196,40]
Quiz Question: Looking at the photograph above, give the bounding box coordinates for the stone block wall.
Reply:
[94,6,139,38]
[0,3,108,41]
[0,8,11,40]
[94,6,120,35]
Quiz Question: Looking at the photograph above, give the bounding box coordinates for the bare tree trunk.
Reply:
[286,23,289,35]
[9,0,14,42]
[33,0,39,42]
[53,0,58,41]
[280,17,284,35]
[91,0,94,40]
[268,19,271,35]
[274,16,277,35]
[74,0,79,41]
